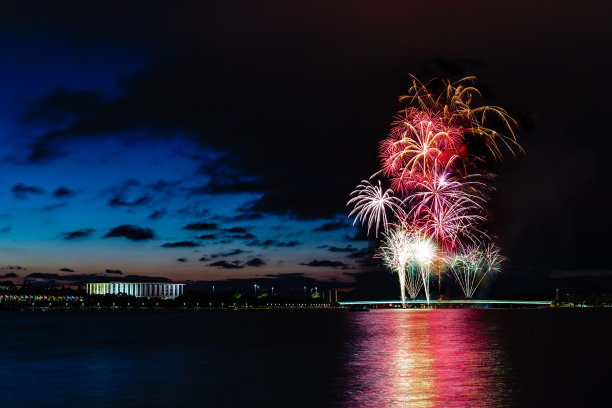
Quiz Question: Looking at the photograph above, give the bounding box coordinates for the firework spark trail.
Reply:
[398,75,522,160]
[347,180,405,237]
[446,244,505,299]
[406,157,487,217]
[412,236,438,305]
[377,227,411,307]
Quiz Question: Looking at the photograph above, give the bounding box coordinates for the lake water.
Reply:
[0,309,610,407]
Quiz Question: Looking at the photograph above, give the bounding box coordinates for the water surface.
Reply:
[0,309,609,407]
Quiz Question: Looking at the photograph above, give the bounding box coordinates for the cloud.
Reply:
[347,249,371,258]
[26,272,172,283]
[161,241,199,248]
[226,227,247,233]
[208,260,244,269]
[109,194,151,207]
[0,226,11,233]
[247,239,276,247]
[210,249,244,258]
[104,225,154,241]
[148,209,167,220]
[26,272,99,281]
[232,233,255,239]
[300,260,349,268]
[62,228,95,240]
[328,246,358,253]
[1,265,26,270]
[53,186,76,198]
[199,256,210,262]
[183,222,217,231]
[105,269,123,275]
[177,257,188,262]
[11,183,45,199]
[246,258,265,267]
[43,202,67,211]
[197,234,216,239]
[0,272,18,278]
[314,220,350,231]
[59,268,74,272]
[276,241,300,247]
[21,88,103,125]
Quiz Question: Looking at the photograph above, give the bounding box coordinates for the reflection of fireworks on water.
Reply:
[347,180,405,237]
[348,75,520,302]
[446,243,505,299]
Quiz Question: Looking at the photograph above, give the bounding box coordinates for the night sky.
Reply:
[1,1,610,297]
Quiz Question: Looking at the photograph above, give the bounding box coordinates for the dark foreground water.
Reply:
[1,309,610,407]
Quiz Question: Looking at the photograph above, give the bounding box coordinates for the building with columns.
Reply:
[86,282,184,298]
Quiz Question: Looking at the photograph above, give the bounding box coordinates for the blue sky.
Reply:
[0,29,367,287]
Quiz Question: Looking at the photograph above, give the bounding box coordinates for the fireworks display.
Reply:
[348,75,521,305]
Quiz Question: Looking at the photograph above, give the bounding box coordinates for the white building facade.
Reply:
[86,282,185,298]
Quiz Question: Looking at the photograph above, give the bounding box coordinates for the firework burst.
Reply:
[348,74,520,304]
[446,243,505,299]
[347,180,405,237]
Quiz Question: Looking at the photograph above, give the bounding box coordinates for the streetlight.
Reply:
[304,286,306,296]
[212,285,215,294]
[271,286,274,296]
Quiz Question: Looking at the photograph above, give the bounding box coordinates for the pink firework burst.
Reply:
[379,109,463,194]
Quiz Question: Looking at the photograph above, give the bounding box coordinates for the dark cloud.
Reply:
[121,275,172,283]
[43,202,67,211]
[59,268,74,272]
[26,272,171,283]
[314,220,351,232]
[0,226,11,233]
[199,256,210,262]
[53,186,76,198]
[148,209,167,220]
[246,258,265,267]
[62,228,94,240]
[177,257,188,262]
[183,222,217,231]
[232,233,255,239]
[328,246,358,253]
[225,201,265,221]
[11,183,45,199]
[300,260,350,268]
[210,249,244,258]
[0,272,18,278]
[104,225,154,241]
[247,239,276,247]
[161,241,199,248]
[347,249,371,259]
[146,180,181,195]
[208,260,244,269]
[345,228,372,242]
[109,194,151,207]
[105,269,123,275]
[276,241,300,247]
[197,234,216,239]
[195,156,266,195]
[1,265,26,270]
[21,88,103,125]
[226,227,247,233]
[26,272,99,281]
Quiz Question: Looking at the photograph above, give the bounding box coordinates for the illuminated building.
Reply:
[86,282,184,298]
